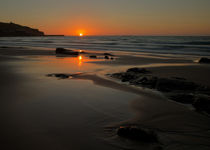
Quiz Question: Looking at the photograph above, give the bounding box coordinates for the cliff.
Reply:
[0,22,44,36]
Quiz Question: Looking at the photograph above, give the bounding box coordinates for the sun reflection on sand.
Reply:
[36,55,107,74]
[78,55,83,66]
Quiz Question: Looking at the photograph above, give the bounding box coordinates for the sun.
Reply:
[79,33,83,37]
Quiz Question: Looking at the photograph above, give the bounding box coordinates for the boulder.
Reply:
[104,55,109,59]
[117,126,158,142]
[199,57,210,63]
[56,48,79,56]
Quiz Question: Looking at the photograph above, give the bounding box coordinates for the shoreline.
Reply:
[1,46,210,150]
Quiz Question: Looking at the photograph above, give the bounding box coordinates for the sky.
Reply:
[0,0,210,35]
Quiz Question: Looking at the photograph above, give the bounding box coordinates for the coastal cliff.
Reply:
[0,22,44,36]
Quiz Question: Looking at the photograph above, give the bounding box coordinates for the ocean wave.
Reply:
[1,36,210,56]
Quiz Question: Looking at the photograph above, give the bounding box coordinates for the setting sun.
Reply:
[79,33,83,37]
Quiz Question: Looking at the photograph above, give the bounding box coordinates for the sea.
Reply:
[0,36,210,56]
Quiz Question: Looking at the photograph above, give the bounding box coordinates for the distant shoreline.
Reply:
[0,35,65,37]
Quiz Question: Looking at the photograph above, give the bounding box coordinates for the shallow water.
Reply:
[0,56,139,150]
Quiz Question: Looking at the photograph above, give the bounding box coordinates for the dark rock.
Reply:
[111,57,114,60]
[56,48,79,56]
[154,146,163,150]
[199,57,210,63]
[104,55,109,59]
[133,76,158,88]
[171,77,186,80]
[121,72,139,82]
[156,78,198,92]
[117,126,158,142]
[47,73,69,79]
[89,55,97,58]
[111,72,124,79]
[170,93,195,104]
[127,68,151,74]
[193,96,210,114]
[197,85,210,95]
[79,50,86,54]
[104,53,114,56]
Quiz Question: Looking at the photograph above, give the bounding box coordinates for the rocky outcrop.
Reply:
[0,22,44,36]
[110,67,210,115]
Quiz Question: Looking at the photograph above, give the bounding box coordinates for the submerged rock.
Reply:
[199,57,210,63]
[117,126,158,142]
[56,48,79,56]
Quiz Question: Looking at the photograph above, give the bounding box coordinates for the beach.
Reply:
[1,45,210,150]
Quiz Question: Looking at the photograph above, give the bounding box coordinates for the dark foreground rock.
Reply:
[169,93,195,104]
[117,126,158,142]
[193,95,210,114]
[199,57,210,64]
[56,48,79,56]
[127,68,151,74]
[156,78,197,92]
[110,67,210,115]
[47,73,70,79]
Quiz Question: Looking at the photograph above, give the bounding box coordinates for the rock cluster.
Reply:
[110,67,210,115]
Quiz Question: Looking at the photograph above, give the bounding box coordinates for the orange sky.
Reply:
[1,0,210,36]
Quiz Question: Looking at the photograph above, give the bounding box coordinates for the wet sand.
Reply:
[1,47,210,150]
